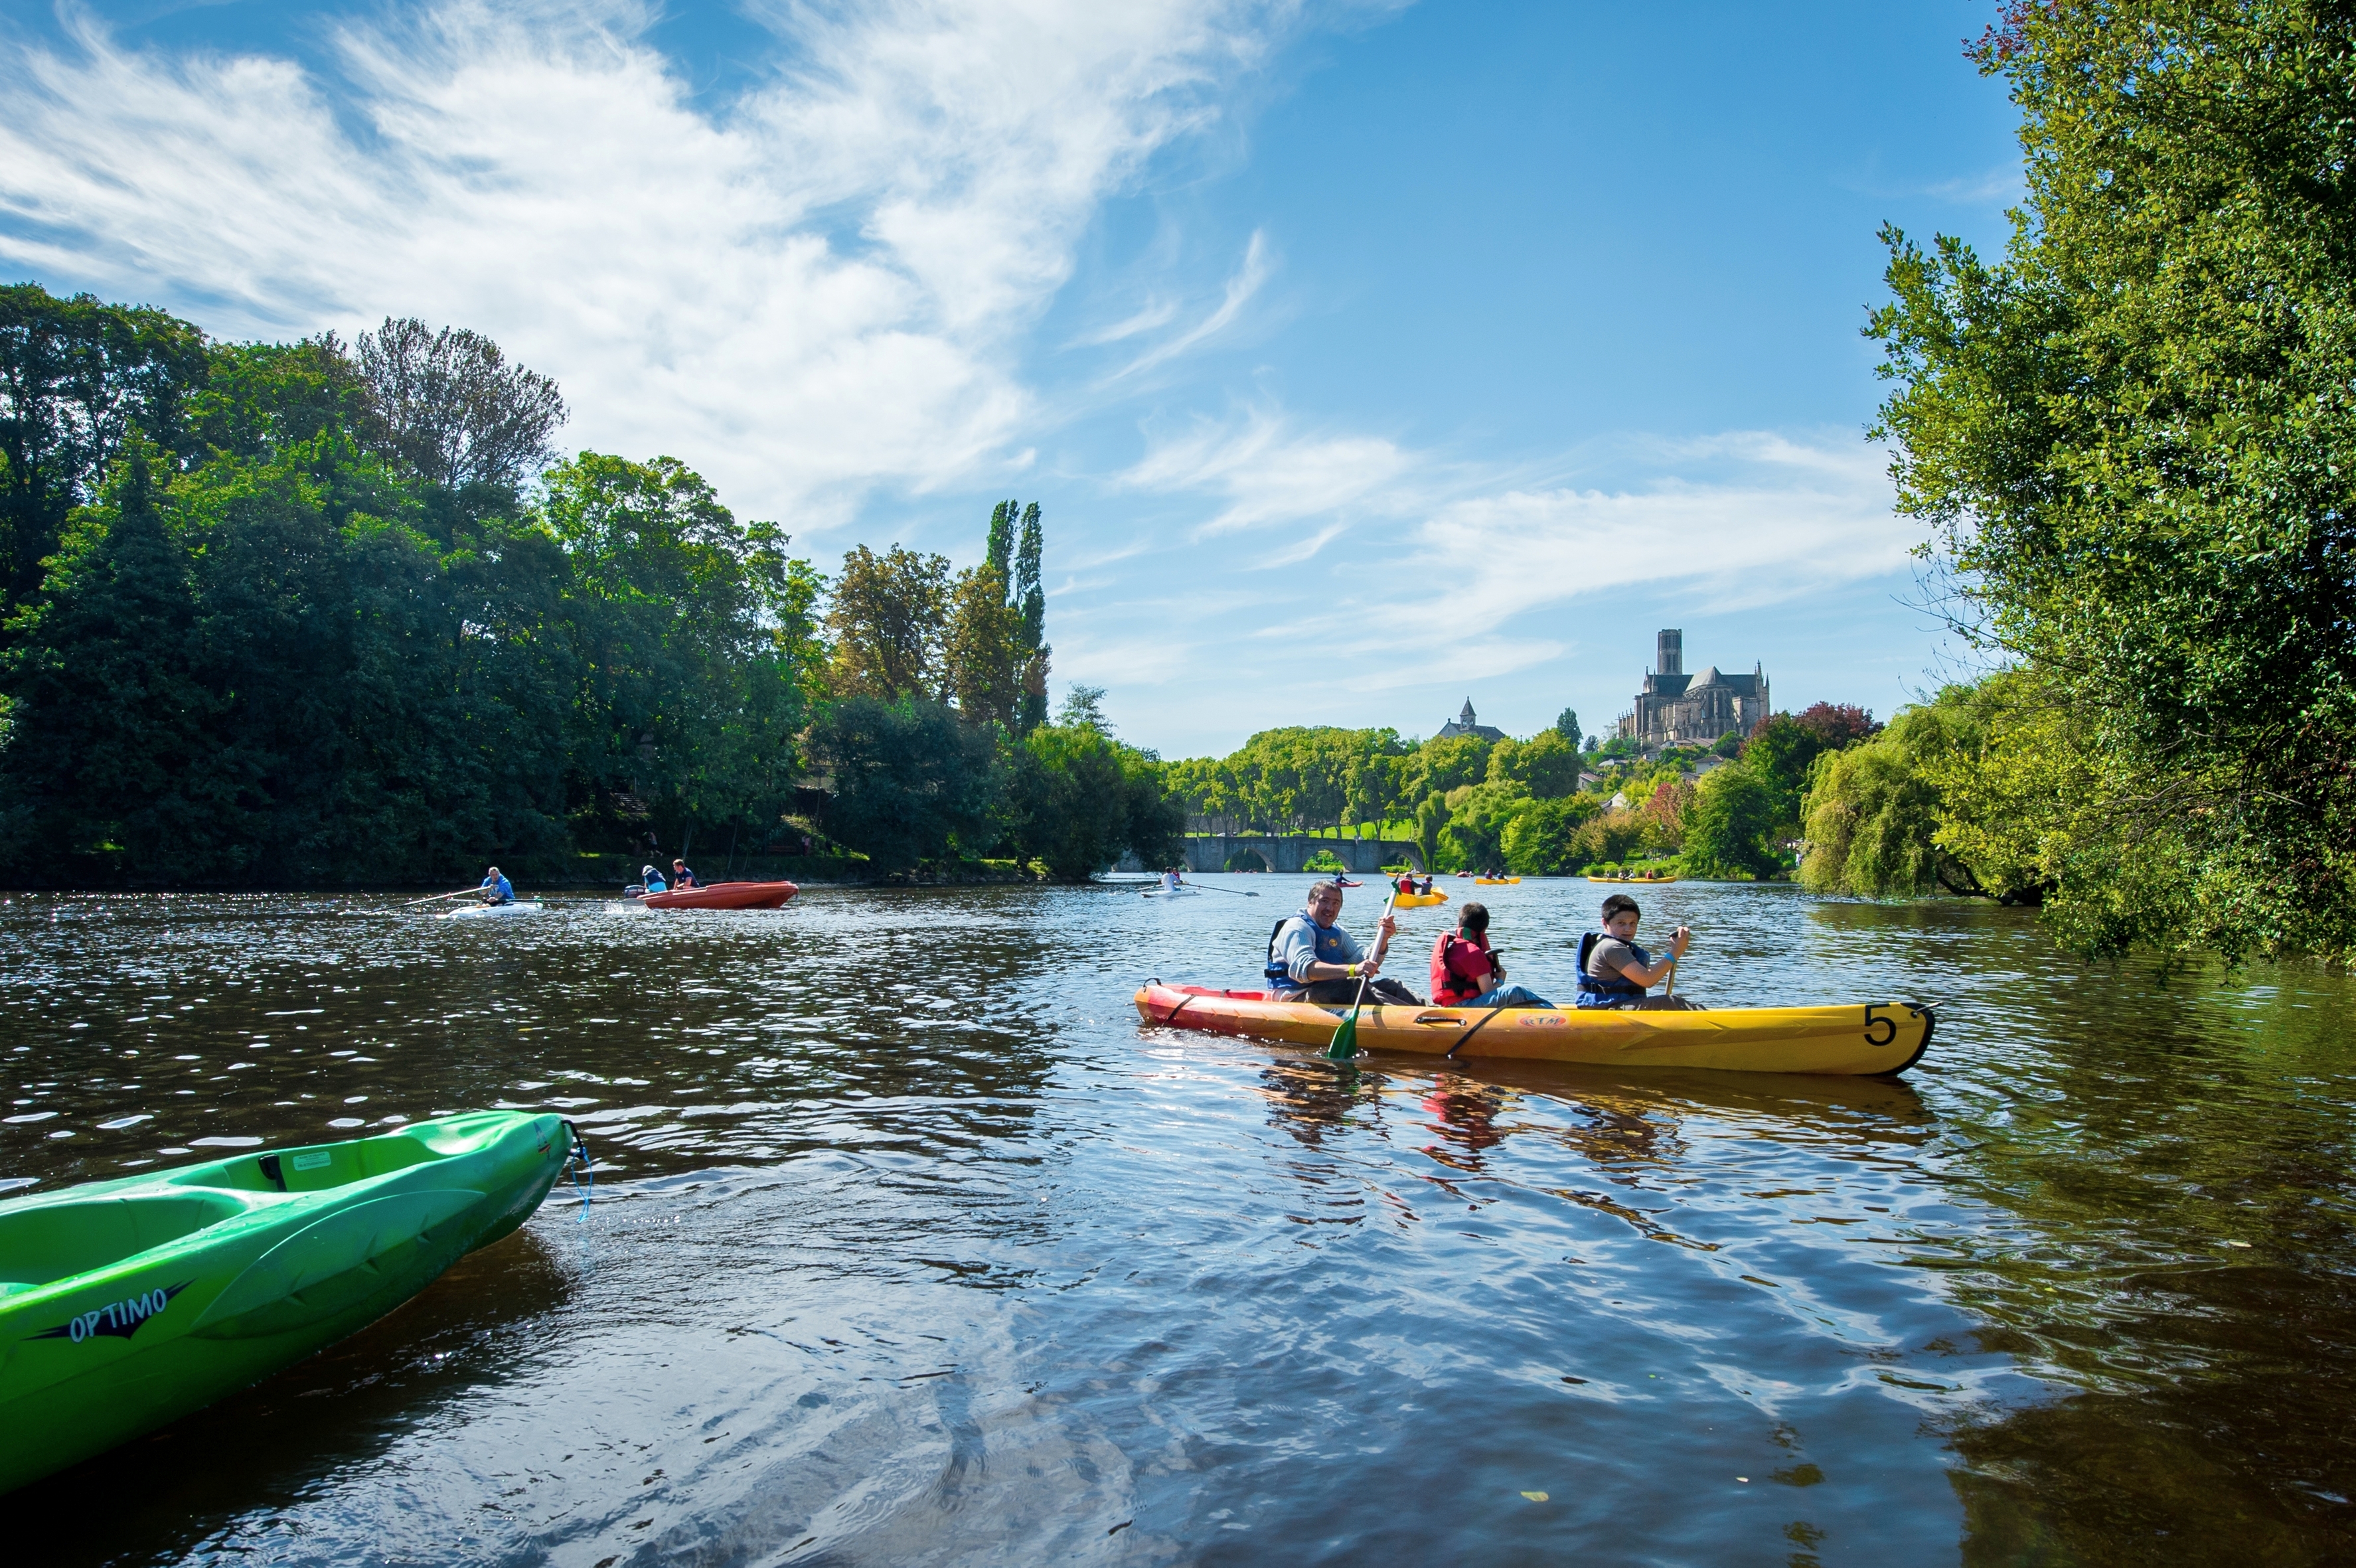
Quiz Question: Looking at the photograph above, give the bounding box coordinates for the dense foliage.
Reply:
[1160,708,1889,878]
[1867,0,2356,959]
[0,286,1174,884]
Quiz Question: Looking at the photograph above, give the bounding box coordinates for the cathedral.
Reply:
[1616,629,1769,748]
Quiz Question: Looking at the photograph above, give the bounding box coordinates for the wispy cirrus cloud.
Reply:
[1105,228,1273,380]
[0,0,1300,528]
[1079,421,1904,718]
[1119,406,1414,544]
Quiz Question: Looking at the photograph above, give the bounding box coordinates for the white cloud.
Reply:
[1121,408,1413,543]
[0,0,1294,527]
[1075,421,1905,738]
[1417,431,1905,614]
[1105,227,1272,379]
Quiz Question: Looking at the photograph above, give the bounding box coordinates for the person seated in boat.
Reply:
[672,858,698,889]
[1395,870,1418,899]
[639,864,667,895]
[479,866,514,904]
[1162,867,1186,894]
[1417,875,1435,896]
[1576,893,1701,1010]
[1266,879,1419,1006]
[1430,902,1553,1009]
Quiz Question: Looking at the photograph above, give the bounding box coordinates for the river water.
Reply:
[1,878,2351,1565]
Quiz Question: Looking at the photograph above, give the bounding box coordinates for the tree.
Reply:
[1439,781,1528,870]
[1553,706,1581,744]
[1682,763,1780,880]
[1798,681,2048,904]
[805,694,1002,872]
[1414,791,1449,871]
[1057,682,1110,732]
[1502,794,1599,874]
[1741,714,1836,844]
[0,283,210,610]
[354,317,566,491]
[1489,730,1582,798]
[943,561,1024,726]
[826,544,949,701]
[1868,1,2356,959]
[1012,502,1051,733]
[0,442,226,877]
[1794,702,1879,748]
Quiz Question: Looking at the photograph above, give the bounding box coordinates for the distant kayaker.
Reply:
[1266,879,1420,1006]
[479,866,514,904]
[672,858,698,889]
[1162,867,1186,893]
[1395,871,1417,899]
[1576,893,1701,1010]
[1430,902,1553,1009]
[641,864,668,894]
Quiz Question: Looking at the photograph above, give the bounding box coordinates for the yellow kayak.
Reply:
[1134,984,1932,1075]
[1474,876,1521,885]
[1393,891,1451,908]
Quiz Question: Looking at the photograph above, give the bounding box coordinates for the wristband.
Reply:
[1347,963,1360,979]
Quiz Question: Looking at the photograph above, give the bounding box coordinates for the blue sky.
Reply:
[0,1,2020,757]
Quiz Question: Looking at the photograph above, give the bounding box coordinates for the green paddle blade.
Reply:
[1326,1008,1360,1059]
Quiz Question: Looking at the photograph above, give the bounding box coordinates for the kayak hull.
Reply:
[1474,877,1522,885]
[1133,984,1932,1077]
[435,900,544,918]
[640,880,797,911]
[1393,892,1451,908]
[0,1111,574,1495]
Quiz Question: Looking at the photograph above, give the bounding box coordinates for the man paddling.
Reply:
[1575,892,1701,1010]
[479,866,514,905]
[1430,902,1554,1009]
[1267,879,1419,1006]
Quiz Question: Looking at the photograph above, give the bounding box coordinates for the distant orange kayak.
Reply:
[640,880,797,910]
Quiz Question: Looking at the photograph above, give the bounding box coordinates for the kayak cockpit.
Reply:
[0,1191,252,1293]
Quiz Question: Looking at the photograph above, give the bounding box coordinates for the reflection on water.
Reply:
[1,880,2351,1564]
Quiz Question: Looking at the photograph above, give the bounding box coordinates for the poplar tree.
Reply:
[1013,502,1050,734]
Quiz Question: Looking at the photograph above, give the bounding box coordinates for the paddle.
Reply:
[1325,885,1401,1061]
[402,888,483,907]
[1141,880,1258,898]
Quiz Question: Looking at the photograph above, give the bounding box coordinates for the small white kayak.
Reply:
[435,900,546,919]
[1141,887,1200,898]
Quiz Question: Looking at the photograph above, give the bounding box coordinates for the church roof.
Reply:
[1435,698,1506,743]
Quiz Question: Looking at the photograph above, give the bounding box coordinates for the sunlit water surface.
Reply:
[3,878,2351,1566]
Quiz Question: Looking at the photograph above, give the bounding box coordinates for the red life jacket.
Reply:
[1429,930,1491,1005]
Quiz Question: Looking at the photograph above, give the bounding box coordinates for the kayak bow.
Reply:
[0,1111,577,1494]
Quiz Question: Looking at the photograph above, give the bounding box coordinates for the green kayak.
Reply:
[0,1111,580,1495]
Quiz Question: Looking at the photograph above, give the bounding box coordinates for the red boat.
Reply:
[639,880,798,911]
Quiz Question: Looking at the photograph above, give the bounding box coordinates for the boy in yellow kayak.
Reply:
[1575,893,1702,1010]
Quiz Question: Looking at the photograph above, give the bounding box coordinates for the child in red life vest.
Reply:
[1428,902,1555,1009]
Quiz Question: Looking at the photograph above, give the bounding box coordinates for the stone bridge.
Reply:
[1178,835,1424,874]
